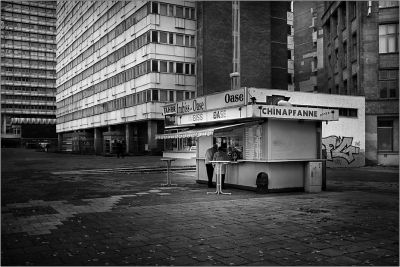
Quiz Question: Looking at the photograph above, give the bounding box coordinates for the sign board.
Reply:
[179,106,245,125]
[206,88,246,110]
[250,105,338,121]
[163,97,206,115]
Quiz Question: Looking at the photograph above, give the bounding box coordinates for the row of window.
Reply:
[1,67,56,76]
[2,1,56,14]
[58,29,195,83]
[151,2,195,20]
[57,59,196,109]
[1,104,56,110]
[56,89,195,123]
[1,11,56,22]
[2,39,56,50]
[58,1,195,64]
[2,76,56,84]
[2,30,56,40]
[327,74,358,96]
[58,1,132,62]
[1,85,53,93]
[1,57,56,66]
[2,94,55,101]
[3,21,56,32]
[1,48,56,58]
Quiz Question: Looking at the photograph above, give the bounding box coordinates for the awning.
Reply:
[10,118,56,125]
[155,123,247,140]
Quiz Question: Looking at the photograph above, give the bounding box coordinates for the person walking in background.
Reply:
[205,144,218,188]
[212,146,229,189]
[116,140,123,158]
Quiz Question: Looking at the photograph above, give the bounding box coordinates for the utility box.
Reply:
[304,162,322,193]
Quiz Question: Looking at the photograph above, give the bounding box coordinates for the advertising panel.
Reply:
[179,107,245,125]
[251,105,338,121]
[205,88,246,110]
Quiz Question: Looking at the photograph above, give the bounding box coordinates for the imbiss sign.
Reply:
[162,89,246,116]
[163,97,206,115]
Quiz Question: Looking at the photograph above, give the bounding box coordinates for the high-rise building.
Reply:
[196,1,290,96]
[294,1,399,166]
[56,1,196,154]
[1,1,57,147]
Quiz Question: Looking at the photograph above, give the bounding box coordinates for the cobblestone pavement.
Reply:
[1,148,399,266]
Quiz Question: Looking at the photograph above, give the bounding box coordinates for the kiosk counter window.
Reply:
[164,136,197,152]
[214,127,244,161]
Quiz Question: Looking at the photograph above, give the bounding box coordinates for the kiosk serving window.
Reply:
[214,127,244,160]
[165,136,196,152]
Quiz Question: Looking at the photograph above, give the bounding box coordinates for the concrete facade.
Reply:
[1,1,57,147]
[56,1,196,155]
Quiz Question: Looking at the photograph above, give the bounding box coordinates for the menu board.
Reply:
[244,125,262,160]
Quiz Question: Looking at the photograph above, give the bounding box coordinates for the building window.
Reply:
[152,2,158,14]
[351,33,357,61]
[176,6,183,18]
[176,63,183,74]
[160,31,168,43]
[379,69,399,98]
[343,41,347,68]
[152,60,159,72]
[151,31,158,43]
[169,91,174,102]
[352,74,357,94]
[160,61,168,72]
[176,34,184,45]
[379,24,398,53]
[152,89,159,101]
[377,119,393,151]
[350,2,356,20]
[160,3,167,15]
[379,1,399,8]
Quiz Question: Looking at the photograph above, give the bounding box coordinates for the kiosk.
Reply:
[156,88,339,192]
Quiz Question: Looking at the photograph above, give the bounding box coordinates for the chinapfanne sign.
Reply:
[163,89,246,115]
[252,105,338,121]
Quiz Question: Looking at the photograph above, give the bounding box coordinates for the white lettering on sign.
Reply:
[179,107,243,125]
[192,113,204,122]
[213,110,226,120]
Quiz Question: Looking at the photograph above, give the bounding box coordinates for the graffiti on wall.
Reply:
[322,136,360,164]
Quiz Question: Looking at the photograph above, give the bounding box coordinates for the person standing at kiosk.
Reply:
[212,146,229,189]
[205,144,218,188]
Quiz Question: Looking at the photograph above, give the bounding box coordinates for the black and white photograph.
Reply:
[1,0,399,265]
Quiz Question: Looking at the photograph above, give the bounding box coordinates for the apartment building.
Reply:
[294,1,399,166]
[56,1,196,154]
[1,1,57,147]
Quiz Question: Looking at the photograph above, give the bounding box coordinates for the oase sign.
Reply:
[206,88,246,110]
[163,97,206,115]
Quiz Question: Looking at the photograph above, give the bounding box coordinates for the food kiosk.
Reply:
[156,88,339,192]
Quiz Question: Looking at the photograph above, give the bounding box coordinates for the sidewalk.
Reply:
[1,148,399,266]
